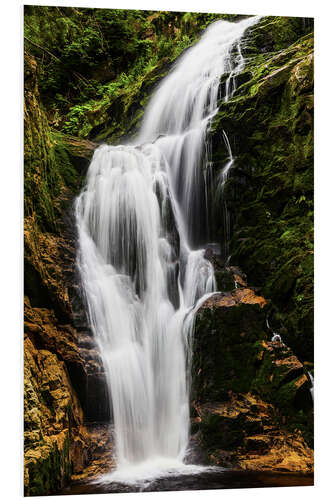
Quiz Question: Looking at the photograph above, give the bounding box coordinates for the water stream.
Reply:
[75,15,261,484]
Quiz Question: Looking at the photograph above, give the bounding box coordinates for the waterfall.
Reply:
[76,15,261,482]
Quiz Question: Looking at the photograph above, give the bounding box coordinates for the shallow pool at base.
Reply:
[60,468,314,495]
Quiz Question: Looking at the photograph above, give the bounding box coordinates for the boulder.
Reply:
[192,285,313,471]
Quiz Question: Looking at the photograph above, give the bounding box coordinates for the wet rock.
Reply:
[193,287,268,401]
[204,247,248,292]
[238,428,313,473]
[192,284,313,471]
[195,394,313,474]
[71,425,116,483]
[24,335,89,496]
[252,340,312,412]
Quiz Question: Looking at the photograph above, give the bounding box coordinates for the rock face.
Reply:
[196,394,313,473]
[209,17,314,363]
[24,331,88,495]
[192,272,314,473]
[24,320,115,495]
[24,213,111,424]
[24,51,112,496]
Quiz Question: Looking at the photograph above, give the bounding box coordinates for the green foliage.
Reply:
[25,7,245,233]
[24,7,248,140]
[24,7,232,138]
[24,54,81,233]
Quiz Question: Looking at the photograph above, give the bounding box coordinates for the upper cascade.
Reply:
[139,17,260,141]
[138,16,260,247]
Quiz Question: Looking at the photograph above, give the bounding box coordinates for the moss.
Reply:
[50,131,79,190]
[247,16,313,54]
[193,301,267,402]
[26,437,71,496]
[209,18,313,362]
[24,61,61,232]
[201,413,244,450]
[215,269,236,292]
[24,52,93,234]
[193,297,313,447]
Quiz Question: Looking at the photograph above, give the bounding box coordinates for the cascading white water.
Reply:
[76,15,261,482]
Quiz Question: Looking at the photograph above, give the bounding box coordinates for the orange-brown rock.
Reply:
[24,293,113,496]
[197,394,313,474]
[24,296,82,367]
[24,334,89,496]
[24,214,76,316]
[238,431,313,473]
[233,273,247,287]
[71,425,116,483]
[201,288,267,310]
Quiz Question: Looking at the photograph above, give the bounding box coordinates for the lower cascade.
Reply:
[76,16,260,480]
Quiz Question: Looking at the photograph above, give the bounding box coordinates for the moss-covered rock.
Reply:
[24,50,113,495]
[209,17,314,363]
[193,288,314,459]
[24,52,94,233]
[193,288,268,400]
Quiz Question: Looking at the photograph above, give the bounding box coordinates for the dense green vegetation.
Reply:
[24,6,240,141]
